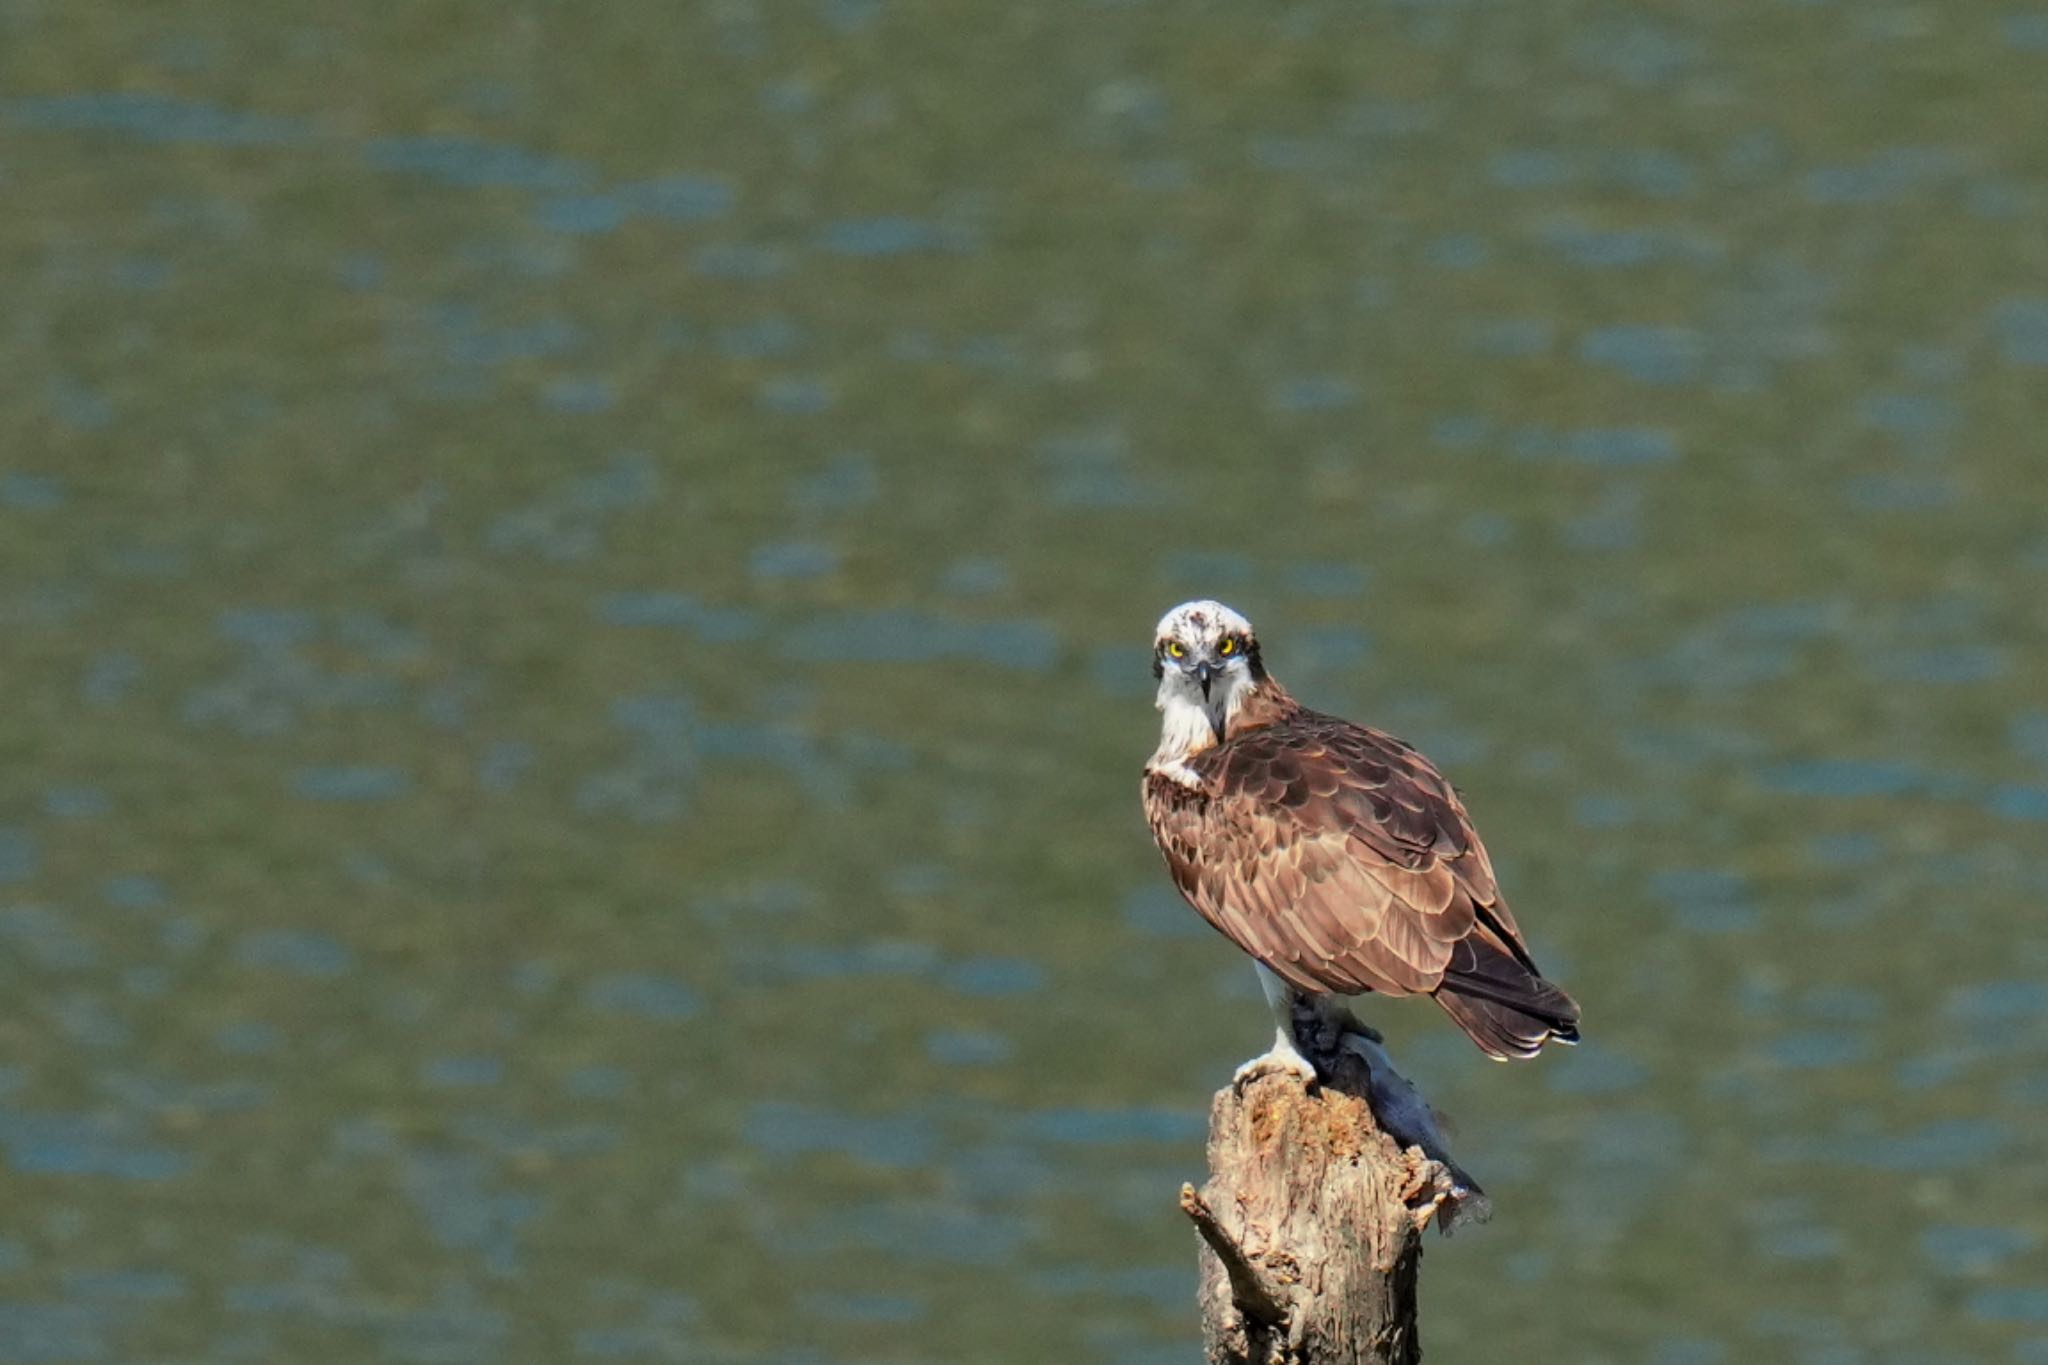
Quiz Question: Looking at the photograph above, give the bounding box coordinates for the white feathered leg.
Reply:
[1232,964,1320,1088]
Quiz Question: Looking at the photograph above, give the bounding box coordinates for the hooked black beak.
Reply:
[1193,658,1219,699]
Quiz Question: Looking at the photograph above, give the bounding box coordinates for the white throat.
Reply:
[1151,685,1218,771]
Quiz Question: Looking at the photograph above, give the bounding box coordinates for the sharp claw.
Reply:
[1231,1048,1321,1092]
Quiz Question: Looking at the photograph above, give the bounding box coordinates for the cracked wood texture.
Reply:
[1185,1046,1455,1365]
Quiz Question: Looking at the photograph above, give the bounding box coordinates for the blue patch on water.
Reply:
[564,1066,630,1100]
[1281,562,1369,597]
[1769,1119,2012,1170]
[780,610,1056,667]
[61,1269,187,1302]
[1758,759,1923,798]
[758,377,833,415]
[366,135,592,190]
[0,1111,192,1180]
[939,556,1009,596]
[820,217,948,256]
[7,92,306,144]
[1759,1226,1843,1261]
[215,1022,284,1055]
[541,378,615,414]
[1270,377,1361,412]
[1990,785,2048,821]
[1537,220,1714,269]
[1805,148,1961,204]
[48,378,114,429]
[397,1153,538,1273]
[1,908,98,971]
[0,473,66,510]
[749,541,838,579]
[789,450,879,513]
[1650,868,1758,934]
[694,242,787,279]
[798,1291,927,1323]
[1161,550,1255,586]
[595,592,762,642]
[1843,473,1958,512]
[745,1104,933,1167]
[235,930,354,978]
[1920,1225,2036,1272]
[82,650,144,705]
[583,974,698,1020]
[1546,1042,1648,1095]
[1862,645,2005,684]
[944,957,1046,997]
[1944,979,2048,1024]
[1993,298,2048,365]
[1120,885,1209,938]
[1424,234,1489,269]
[536,194,626,235]
[424,1057,505,1088]
[291,766,411,802]
[1292,626,1373,672]
[1034,1264,1189,1310]
[1580,326,1702,384]
[1807,832,1881,866]
[1020,1107,1203,1145]
[616,174,733,220]
[1765,1031,1871,1069]
[0,1303,107,1360]
[763,1200,1031,1265]
[1490,149,1572,189]
[716,316,803,359]
[1969,1287,2048,1323]
[0,829,39,884]
[2008,13,2048,49]
[925,1031,1014,1066]
[1858,390,1957,441]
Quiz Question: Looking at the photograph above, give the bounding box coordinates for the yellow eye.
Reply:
[1218,637,1237,656]
[1166,641,1186,659]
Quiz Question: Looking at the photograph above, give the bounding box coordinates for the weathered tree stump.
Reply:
[1180,1013,1479,1365]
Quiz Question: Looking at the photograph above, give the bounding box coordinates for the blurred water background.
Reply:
[4,2,2048,1361]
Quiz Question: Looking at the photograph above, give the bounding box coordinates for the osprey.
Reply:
[1142,600,1580,1083]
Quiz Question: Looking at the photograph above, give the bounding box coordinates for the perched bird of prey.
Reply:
[1142,600,1580,1083]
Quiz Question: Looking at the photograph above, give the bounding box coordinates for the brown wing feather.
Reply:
[1144,707,1579,1058]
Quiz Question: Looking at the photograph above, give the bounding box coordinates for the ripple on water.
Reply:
[943,957,1046,997]
[292,766,412,802]
[1969,1287,2048,1324]
[7,92,305,144]
[779,610,1056,667]
[1580,325,1703,385]
[582,974,698,1021]
[366,134,591,190]
[236,930,354,978]
[797,1292,928,1324]
[1120,885,1211,939]
[0,1111,191,1180]
[0,829,40,884]
[1649,868,1759,935]
[0,1304,106,1361]
[1757,758,1925,798]
[1919,1225,2037,1273]
[1019,1108,1204,1145]
[763,1200,1033,1265]
[1994,298,2048,366]
[924,1030,1014,1066]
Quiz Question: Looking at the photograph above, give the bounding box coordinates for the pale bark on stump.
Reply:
[1180,1034,1468,1365]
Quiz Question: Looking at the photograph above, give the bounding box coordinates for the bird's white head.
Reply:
[1150,599,1265,761]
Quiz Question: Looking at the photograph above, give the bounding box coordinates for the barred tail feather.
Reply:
[1432,940,1581,1061]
